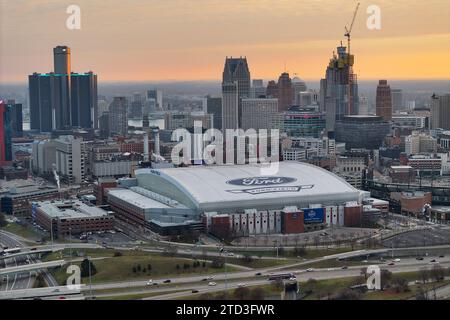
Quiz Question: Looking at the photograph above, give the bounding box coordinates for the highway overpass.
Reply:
[0,260,66,277]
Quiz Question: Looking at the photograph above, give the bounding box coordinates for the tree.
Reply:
[430,265,445,282]
[211,257,225,268]
[233,287,250,300]
[80,259,97,278]
[360,267,368,280]
[147,264,152,271]
[240,254,253,264]
[132,266,137,273]
[0,212,7,228]
[380,269,393,290]
[302,278,317,295]
[250,287,265,300]
[332,289,362,300]
[419,268,429,284]
[136,264,141,272]
[391,277,409,293]
[113,251,123,257]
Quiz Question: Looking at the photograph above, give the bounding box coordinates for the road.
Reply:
[0,230,58,294]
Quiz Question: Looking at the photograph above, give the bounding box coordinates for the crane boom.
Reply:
[345,2,360,37]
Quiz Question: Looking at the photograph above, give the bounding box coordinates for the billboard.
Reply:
[303,208,324,224]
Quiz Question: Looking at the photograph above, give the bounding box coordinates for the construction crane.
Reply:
[345,2,360,59]
[345,2,360,115]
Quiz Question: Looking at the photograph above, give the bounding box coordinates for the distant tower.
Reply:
[109,97,128,136]
[277,72,293,112]
[222,57,251,99]
[376,80,392,121]
[266,80,278,98]
[53,46,71,74]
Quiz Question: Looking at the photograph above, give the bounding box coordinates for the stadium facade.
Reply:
[105,162,364,237]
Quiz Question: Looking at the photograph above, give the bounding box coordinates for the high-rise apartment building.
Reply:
[277,72,293,112]
[109,97,128,136]
[431,94,450,130]
[376,80,392,121]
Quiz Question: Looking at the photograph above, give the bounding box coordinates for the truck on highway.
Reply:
[268,273,295,281]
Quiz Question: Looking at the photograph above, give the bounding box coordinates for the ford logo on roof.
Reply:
[226,176,297,186]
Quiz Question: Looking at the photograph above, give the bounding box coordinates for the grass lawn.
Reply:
[1,223,41,241]
[49,252,238,285]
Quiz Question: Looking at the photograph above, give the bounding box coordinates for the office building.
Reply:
[431,94,450,130]
[147,89,163,111]
[31,140,56,175]
[335,115,390,150]
[405,133,437,155]
[71,72,98,129]
[376,80,392,121]
[205,96,222,130]
[6,100,23,137]
[221,82,239,130]
[283,106,326,138]
[391,89,403,112]
[250,79,266,98]
[222,57,251,99]
[164,111,213,130]
[0,101,12,165]
[292,76,307,105]
[241,98,278,130]
[266,80,278,98]
[54,135,87,184]
[109,97,128,136]
[277,72,293,112]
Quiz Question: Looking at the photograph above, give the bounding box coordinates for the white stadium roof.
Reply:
[135,162,360,212]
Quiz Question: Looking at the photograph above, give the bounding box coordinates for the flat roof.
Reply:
[36,200,109,219]
[107,188,171,209]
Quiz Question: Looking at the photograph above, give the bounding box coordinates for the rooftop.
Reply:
[36,200,109,219]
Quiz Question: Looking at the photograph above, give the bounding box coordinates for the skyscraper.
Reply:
[376,80,392,121]
[276,72,293,112]
[291,76,307,105]
[241,98,278,130]
[320,45,359,131]
[109,97,128,136]
[221,57,251,130]
[29,46,98,131]
[206,96,222,130]
[250,79,266,98]
[222,57,251,99]
[431,93,450,130]
[266,80,278,98]
[391,89,403,112]
[71,72,98,129]
[53,46,71,74]
[147,89,163,111]
[0,101,12,165]
[6,100,23,137]
[221,82,239,130]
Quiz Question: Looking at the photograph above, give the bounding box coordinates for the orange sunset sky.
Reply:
[1,0,449,83]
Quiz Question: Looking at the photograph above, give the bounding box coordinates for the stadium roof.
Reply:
[135,162,360,211]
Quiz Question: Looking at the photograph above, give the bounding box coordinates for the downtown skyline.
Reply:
[1,0,450,83]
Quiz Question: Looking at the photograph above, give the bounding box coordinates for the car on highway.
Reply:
[439,255,444,258]
[393,258,401,262]
[306,268,314,272]
[430,259,437,263]
[208,282,217,286]
[206,276,213,280]
[146,280,153,285]
[237,283,246,288]
[416,257,424,261]
[163,279,171,283]
[388,262,395,266]
[227,252,234,257]
[255,272,262,276]
[341,266,348,269]
[191,289,199,293]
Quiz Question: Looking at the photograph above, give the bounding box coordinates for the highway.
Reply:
[0,230,58,293]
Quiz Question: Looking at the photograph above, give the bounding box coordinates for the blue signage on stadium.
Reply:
[226,176,297,186]
[303,208,324,224]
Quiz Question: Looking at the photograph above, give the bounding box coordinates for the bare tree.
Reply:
[419,268,429,284]
[430,264,445,283]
